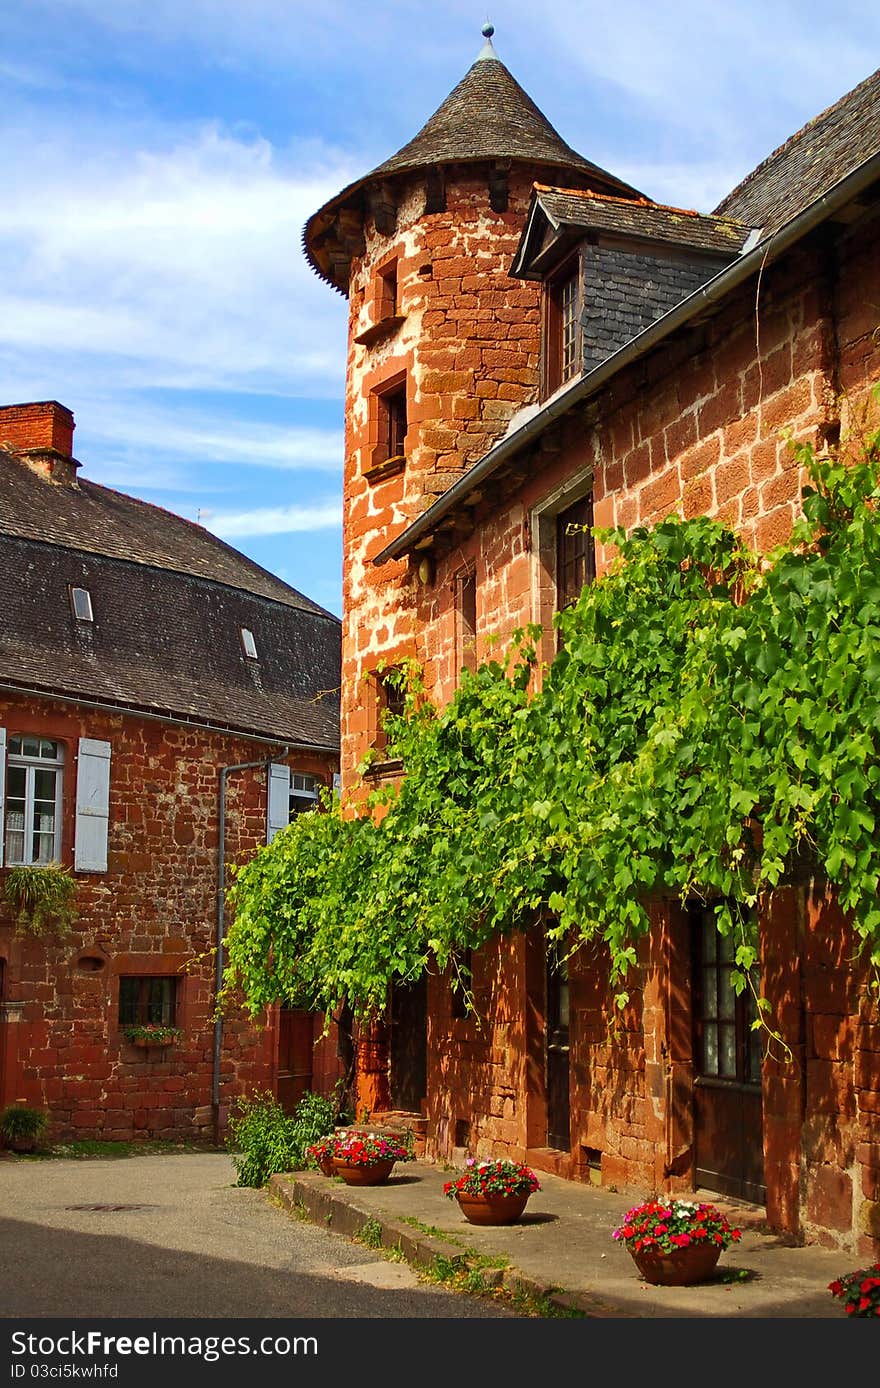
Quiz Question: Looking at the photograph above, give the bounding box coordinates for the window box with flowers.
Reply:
[121,1023,183,1050]
[306,1130,415,1186]
[612,1198,742,1285]
[443,1158,541,1225]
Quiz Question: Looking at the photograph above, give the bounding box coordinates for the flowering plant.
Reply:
[306,1131,414,1167]
[828,1263,880,1317]
[443,1158,540,1199]
[122,1023,182,1045]
[612,1198,742,1254]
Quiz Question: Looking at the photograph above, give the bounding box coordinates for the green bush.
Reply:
[0,1103,49,1142]
[226,1088,341,1188]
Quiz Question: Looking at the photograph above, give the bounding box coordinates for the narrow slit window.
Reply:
[71,587,93,622]
[240,627,258,660]
[381,384,407,462]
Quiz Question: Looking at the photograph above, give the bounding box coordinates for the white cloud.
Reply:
[207,500,342,537]
[0,117,351,397]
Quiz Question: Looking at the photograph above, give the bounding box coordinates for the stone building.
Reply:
[0,400,342,1142]
[306,30,880,1254]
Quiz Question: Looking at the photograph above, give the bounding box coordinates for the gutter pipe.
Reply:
[374,149,880,566]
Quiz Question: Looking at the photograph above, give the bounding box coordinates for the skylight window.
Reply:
[240,627,258,659]
[70,587,94,622]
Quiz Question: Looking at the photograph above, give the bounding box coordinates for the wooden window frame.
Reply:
[543,252,582,397]
[692,906,762,1088]
[454,567,477,679]
[366,372,409,481]
[118,975,179,1028]
[3,735,64,866]
[555,493,596,645]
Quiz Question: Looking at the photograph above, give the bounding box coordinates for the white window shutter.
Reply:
[0,726,6,868]
[75,738,111,872]
[267,763,290,843]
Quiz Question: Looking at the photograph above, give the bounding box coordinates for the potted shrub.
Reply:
[828,1263,880,1317]
[443,1158,541,1225]
[0,1101,49,1154]
[311,1130,415,1186]
[121,1023,183,1049]
[612,1197,742,1284]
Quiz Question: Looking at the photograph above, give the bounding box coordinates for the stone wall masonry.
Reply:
[340,165,559,793]
[395,209,880,1251]
[0,692,338,1141]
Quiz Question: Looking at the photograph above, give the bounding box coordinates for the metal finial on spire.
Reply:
[477,20,497,60]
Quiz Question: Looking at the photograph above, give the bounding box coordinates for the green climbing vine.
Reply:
[224,419,880,1023]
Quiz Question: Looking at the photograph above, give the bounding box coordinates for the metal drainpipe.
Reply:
[212,745,290,1145]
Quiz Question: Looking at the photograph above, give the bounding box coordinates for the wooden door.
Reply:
[276,1007,314,1114]
[692,907,765,1202]
[390,975,427,1114]
[546,951,571,1151]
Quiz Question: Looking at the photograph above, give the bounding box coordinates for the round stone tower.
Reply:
[305,29,640,805]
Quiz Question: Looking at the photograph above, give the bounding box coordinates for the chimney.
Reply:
[0,400,80,484]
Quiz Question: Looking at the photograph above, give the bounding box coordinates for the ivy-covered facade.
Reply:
[229,40,880,1254]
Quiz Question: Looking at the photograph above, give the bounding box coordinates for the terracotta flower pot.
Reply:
[132,1036,172,1048]
[628,1241,722,1285]
[332,1157,396,1186]
[455,1191,530,1225]
[316,1154,336,1177]
[6,1134,38,1154]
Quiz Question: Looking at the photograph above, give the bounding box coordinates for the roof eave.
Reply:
[374,148,880,566]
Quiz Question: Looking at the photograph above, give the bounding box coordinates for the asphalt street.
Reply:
[0,1151,514,1319]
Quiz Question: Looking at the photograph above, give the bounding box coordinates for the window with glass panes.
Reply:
[4,736,64,865]
[560,273,579,382]
[556,494,595,612]
[118,976,178,1027]
[694,910,761,1084]
[289,773,320,817]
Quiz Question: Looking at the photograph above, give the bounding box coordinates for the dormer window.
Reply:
[544,255,582,396]
[70,587,93,622]
[240,627,258,660]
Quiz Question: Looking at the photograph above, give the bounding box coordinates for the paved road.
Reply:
[0,1152,514,1318]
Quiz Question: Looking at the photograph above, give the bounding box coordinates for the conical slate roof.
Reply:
[304,41,642,290]
[367,51,634,186]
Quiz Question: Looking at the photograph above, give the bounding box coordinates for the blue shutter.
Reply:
[75,738,111,872]
[267,763,290,843]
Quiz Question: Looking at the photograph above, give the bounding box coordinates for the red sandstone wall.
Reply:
[407,211,880,1252]
[0,693,338,1142]
[341,168,549,791]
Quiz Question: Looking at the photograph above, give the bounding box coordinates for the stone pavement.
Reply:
[270,1160,852,1318]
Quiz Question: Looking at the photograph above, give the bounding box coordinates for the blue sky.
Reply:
[1,1,877,617]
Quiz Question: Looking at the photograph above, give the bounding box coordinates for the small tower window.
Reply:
[377,260,398,320]
[240,627,258,659]
[382,384,407,463]
[70,587,93,622]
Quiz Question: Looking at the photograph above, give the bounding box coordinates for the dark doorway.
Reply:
[691,905,765,1202]
[546,949,571,1151]
[389,976,427,1113]
[276,1007,314,1114]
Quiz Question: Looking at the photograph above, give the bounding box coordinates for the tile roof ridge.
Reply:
[533,182,749,225]
[715,65,880,213]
